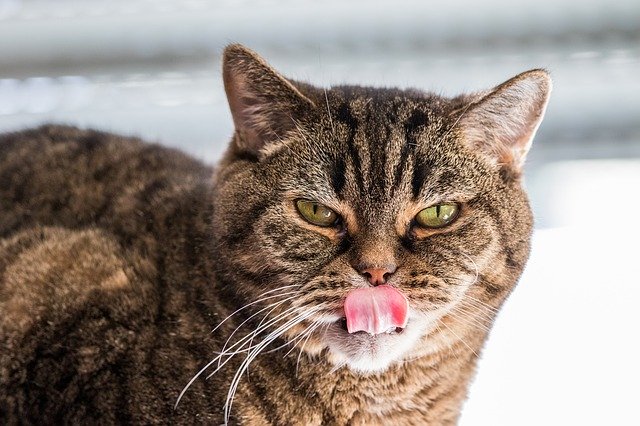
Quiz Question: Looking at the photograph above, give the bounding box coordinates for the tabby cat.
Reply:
[0,44,551,425]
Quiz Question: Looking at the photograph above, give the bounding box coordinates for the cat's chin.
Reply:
[324,314,428,375]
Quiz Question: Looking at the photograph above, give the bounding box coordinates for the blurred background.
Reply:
[1,0,638,424]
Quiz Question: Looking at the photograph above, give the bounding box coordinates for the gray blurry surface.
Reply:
[1,1,639,201]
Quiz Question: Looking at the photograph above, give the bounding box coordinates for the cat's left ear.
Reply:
[456,69,552,176]
[222,44,316,158]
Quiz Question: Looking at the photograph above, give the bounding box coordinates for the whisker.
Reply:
[459,251,480,286]
[262,325,314,355]
[455,302,495,324]
[175,301,301,409]
[245,315,317,373]
[223,308,320,424]
[441,102,473,140]
[210,285,301,334]
[439,319,479,358]
[216,302,301,368]
[249,298,298,362]
[461,296,499,314]
[434,322,461,363]
[246,296,304,353]
[439,275,470,286]
[283,320,318,358]
[448,307,491,333]
[210,305,313,378]
[247,308,317,377]
[323,88,335,134]
[189,309,309,410]
[296,321,325,376]
[438,273,500,316]
[292,120,315,152]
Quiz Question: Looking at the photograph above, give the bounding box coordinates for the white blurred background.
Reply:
[1,0,638,424]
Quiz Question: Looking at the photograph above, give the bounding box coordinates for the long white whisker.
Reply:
[449,307,491,333]
[458,303,497,324]
[223,309,320,424]
[180,306,306,412]
[217,295,300,366]
[295,321,324,376]
[454,302,495,321]
[174,353,223,409]
[216,302,302,369]
[283,320,318,358]
[323,88,335,134]
[175,297,301,409]
[210,285,301,334]
[208,304,315,378]
[263,317,328,355]
[245,303,313,377]
[247,298,303,354]
[459,251,480,286]
[462,296,499,313]
[439,319,479,358]
[435,322,461,363]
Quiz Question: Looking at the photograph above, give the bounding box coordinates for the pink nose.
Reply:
[359,265,397,286]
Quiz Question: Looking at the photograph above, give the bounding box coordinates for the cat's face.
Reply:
[213,45,550,373]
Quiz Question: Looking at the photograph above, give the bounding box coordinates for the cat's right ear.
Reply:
[455,69,552,177]
[222,44,315,158]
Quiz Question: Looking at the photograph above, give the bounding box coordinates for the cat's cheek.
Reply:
[254,215,337,268]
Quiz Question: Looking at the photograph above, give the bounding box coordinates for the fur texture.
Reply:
[0,45,551,425]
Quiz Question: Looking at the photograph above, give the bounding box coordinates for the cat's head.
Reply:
[212,44,551,374]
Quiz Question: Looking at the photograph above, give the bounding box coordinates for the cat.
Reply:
[0,44,551,425]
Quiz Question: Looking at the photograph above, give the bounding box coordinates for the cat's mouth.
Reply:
[340,284,409,334]
[325,313,424,374]
[337,317,404,335]
[320,285,421,373]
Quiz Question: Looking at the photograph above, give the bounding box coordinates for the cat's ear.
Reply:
[456,69,552,176]
[222,44,315,157]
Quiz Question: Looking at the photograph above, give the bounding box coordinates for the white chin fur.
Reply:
[334,349,400,374]
[325,314,428,375]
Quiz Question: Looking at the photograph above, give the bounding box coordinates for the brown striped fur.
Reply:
[0,45,551,424]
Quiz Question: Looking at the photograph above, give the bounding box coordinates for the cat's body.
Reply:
[0,45,551,425]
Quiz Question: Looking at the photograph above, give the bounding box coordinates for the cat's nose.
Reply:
[358,264,397,286]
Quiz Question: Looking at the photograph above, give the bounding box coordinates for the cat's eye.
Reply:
[415,203,460,229]
[296,200,339,227]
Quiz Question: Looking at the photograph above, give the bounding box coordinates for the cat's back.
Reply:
[0,124,213,239]
[0,125,224,424]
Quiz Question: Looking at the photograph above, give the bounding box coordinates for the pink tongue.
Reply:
[343,285,409,335]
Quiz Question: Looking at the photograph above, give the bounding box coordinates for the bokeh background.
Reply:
[1,0,638,424]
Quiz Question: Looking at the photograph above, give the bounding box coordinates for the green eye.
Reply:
[296,200,339,227]
[415,203,460,229]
